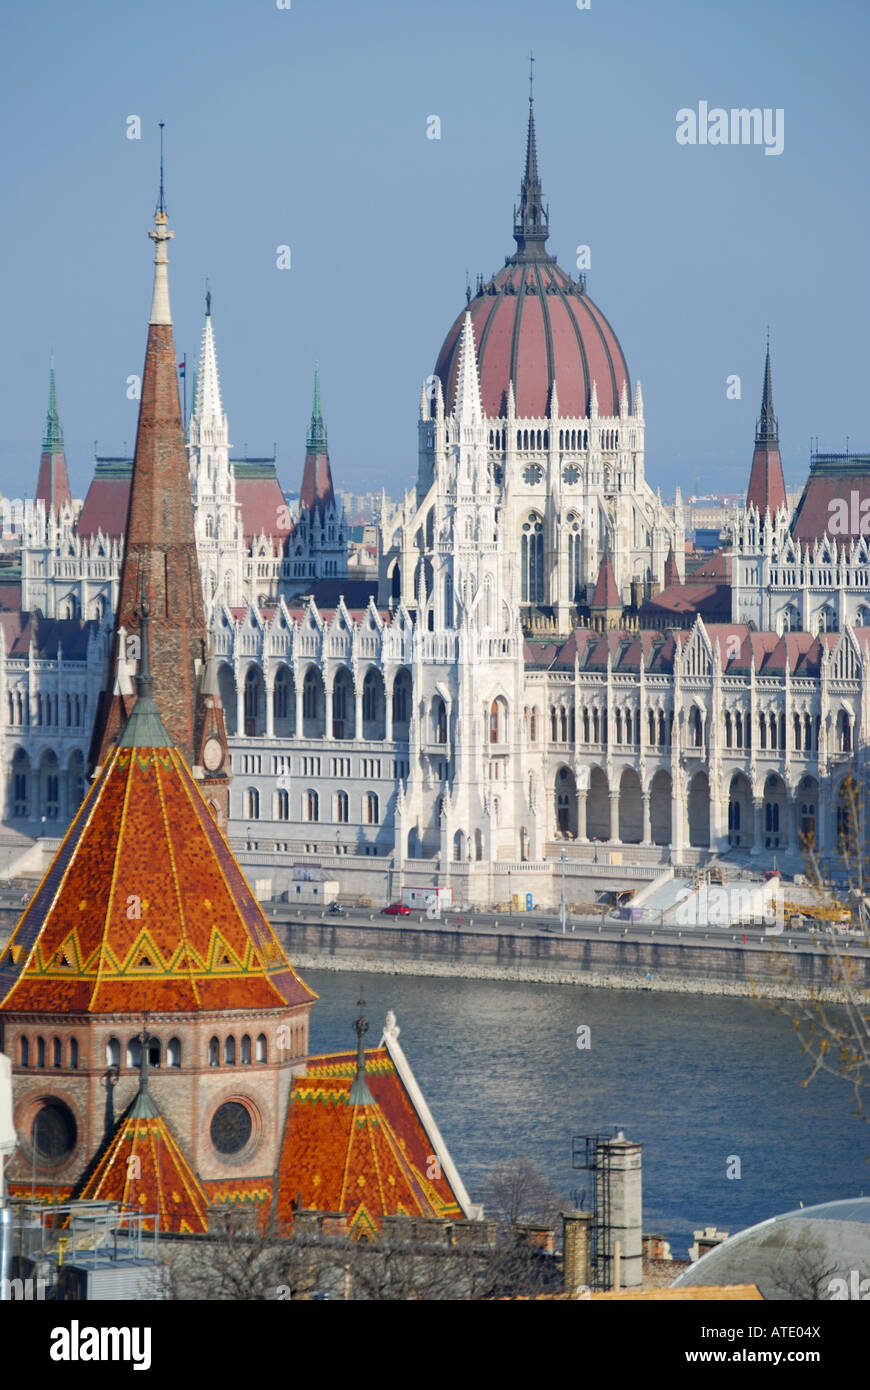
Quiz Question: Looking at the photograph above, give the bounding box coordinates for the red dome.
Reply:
[435,261,630,420]
[434,94,630,420]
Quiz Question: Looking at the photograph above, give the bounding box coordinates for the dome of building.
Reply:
[670,1198,870,1301]
[434,93,630,420]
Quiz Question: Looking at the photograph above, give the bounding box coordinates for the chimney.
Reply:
[599,1127,643,1289]
[562,1209,594,1293]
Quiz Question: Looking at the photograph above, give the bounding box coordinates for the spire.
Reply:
[299,364,336,513]
[745,338,787,516]
[454,312,482,422]
[756,337,778,445]
[43,356,64,452]
[349,995,375,1107]
[35,356,72,513]
[130,1018,158,1117]
[512,57,551,261]
[118,579,173,749]
[149,124,173,326]
[193,291,224,425]
[90,151,209,771]
[307,363,328,451]
[664,542,680,587]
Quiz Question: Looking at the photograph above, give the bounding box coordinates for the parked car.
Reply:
[381,902,411,916]
[764,869,781,881]
[326,902,345,916]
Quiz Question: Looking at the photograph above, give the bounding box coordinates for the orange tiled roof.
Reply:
[275,1047,464,1237]
[0,743,315,1015]
[76,1087,208,1234]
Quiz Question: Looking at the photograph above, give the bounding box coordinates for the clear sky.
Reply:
[1,0,868,506]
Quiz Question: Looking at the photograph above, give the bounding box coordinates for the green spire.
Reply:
[306,363,328,451]
[42,356,64,452]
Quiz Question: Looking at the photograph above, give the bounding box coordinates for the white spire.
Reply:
[194,305,224,426]
[148,212,173,326]
[506,378,516,418]
[454,313,482,424]
[549,379,560,418]
[634,379,644,418]
[589,379,599,419]
[619,379,629,418]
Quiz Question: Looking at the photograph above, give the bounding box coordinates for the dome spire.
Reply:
[513,55,550,261]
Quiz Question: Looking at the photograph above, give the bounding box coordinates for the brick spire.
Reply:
[35,356,72,513]
[90,187,209,770]
[299,365,336,514]
[745,340,787,516]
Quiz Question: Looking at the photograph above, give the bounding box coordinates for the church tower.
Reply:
[745,341,787,518]
[90,151,230,812]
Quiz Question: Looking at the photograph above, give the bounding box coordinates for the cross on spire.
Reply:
[349,991,374,1106]
[156,122,166,216]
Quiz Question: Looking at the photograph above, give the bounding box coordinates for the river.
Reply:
[305,967,869,1259]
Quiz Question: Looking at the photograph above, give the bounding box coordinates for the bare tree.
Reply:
[479,1156,565,1230]
[756,773,870,1125]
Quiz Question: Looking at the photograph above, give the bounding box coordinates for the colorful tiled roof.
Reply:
[0,731,315,1016]
[275,1047,465,1238]
[76,1085,208,1234]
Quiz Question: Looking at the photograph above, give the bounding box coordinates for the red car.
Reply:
[381,902,411,916]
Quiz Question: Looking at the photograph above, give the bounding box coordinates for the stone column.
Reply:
[294,680,303,738]
[786,791,798,856]
[751,797,764,856]
[577,789,588,842]
[355,685,364,741]
[265,676,274,738]
[385,679,393,742]
[325,682,333,740]
[235,666,244,738]
[608,789,619,843]
[641,790,651,846]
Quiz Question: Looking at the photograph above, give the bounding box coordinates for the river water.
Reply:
[305,968,869,1258]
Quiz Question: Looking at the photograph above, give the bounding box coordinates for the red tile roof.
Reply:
[0,741,315,1016]
[76,1090,209,1234]
[275,1047,465,1237]
[591,554,620,609]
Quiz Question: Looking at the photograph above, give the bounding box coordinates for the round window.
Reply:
[563,465,580,485]
[210,1101,253,1155]
[523,464,543,486]
[33,1101,77,1161]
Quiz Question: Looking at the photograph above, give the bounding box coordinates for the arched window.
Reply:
[245,787,260,819]
[529,707,538,741]
[273,668,290,720]
[434,697,447,743]
[209,1036,219,1067]
[52,1038,62,1069]
[275,788,289,820]
[69,1038,79,1070]
[490,700,500,744]
[256,1033,267,1063]
[225,1036,236,1065]
[303,669,319,719]
[521,514,544,602]
[167,1038,182,1068]
[20,1037,29,1067]
[106,1037,121,1069]
[305,789,319,822]
[335,790,349,823]
[366,792,379,825]
[241,1035,252,1065]
[37,1037,46,1068]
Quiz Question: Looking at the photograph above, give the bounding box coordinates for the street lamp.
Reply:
[560,848,567,935]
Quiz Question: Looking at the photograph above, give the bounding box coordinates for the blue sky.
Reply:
[1,0,867,504]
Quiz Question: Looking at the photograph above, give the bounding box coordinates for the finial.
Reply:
[134,572,154,699]
[137,1012,152,1092]
[529,50,535,105]
[156,122,166,216]
[349,991,374,1106]
[205,278,211,317]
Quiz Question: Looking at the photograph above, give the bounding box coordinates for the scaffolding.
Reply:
[571,1133,614,1291]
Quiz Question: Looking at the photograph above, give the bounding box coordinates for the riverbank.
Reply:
[272,915,864,1003]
